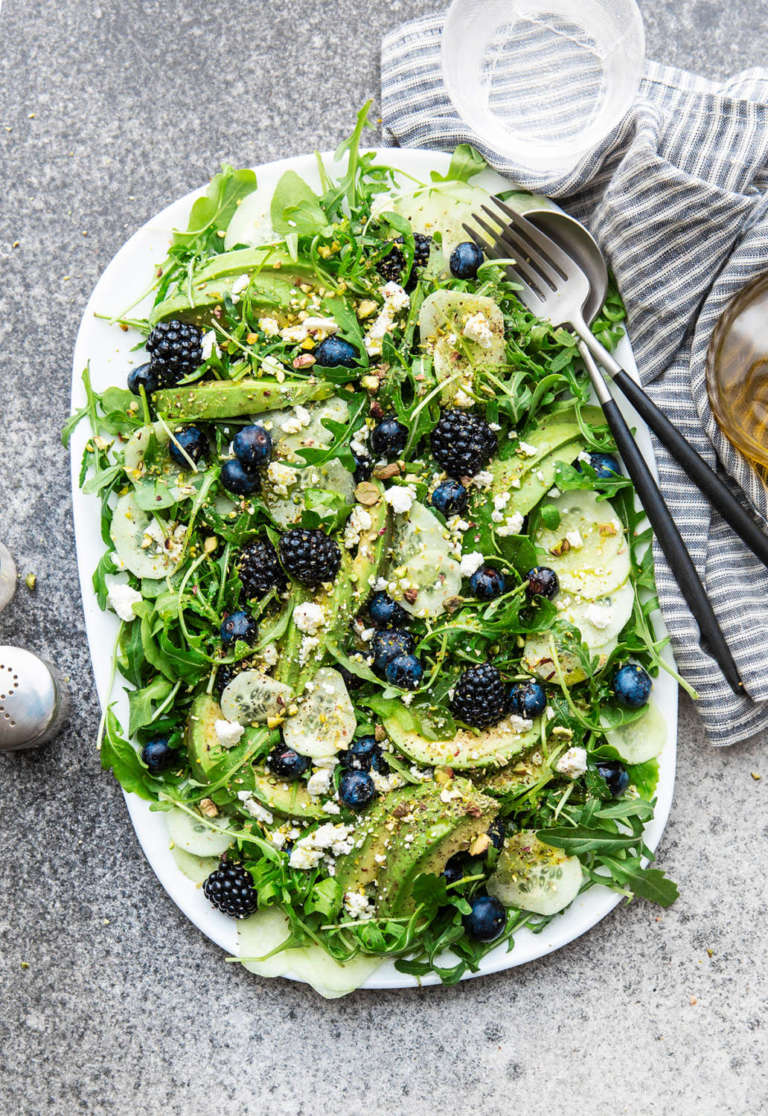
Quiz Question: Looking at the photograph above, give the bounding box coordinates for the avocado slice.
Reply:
[152,377,334,423]
[185,692,226,782]
[334,780,497,918]
[476,748,554,798]
[383,707,540,770]
[150,246,320,325]
[250,766,328,820]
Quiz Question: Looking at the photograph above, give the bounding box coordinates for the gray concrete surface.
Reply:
[1,1,767,1113]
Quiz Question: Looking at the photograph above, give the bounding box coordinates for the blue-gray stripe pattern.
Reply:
[382,15,768,745]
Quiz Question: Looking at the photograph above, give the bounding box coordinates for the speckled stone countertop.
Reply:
[1,1,767,1112]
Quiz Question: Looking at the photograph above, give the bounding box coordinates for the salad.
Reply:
[67,104,679,996]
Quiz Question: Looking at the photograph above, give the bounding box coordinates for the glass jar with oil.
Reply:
[706,272,768,475]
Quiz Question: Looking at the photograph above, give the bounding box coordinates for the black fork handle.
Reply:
[599,396,744,697]
[579,328,768,569]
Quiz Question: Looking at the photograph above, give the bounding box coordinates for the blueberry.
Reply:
[371,629,415,674]
[488,817,506,851]
[442,852,469,885]
[352,451,373,483]
[508,679,547,718]
[462,895,506,941]
[469,565,506,601]
[220,610,258,646]
[430,479,468,517]
[525,566,559,601]
[370,416,408,460]
[337,664,364,691]
[449,241,484,280]
[584,452,621,478]
[314,336,359,368]
[341,735,380,770]
[368,591,410,629]
[221,458,260,495]
[385,653,423,690]
[169,425,208,467]
[141,737,176,774]
[233,424,272,469]
[339,768,376,811]
[613,662,652,708]
[267,746,311,781]
[127,362,159,396]
[596,760,631,797]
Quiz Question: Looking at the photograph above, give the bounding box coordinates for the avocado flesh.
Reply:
[153,377,334,423]
[476,749,554,797]
[503,438,585,518]
[251,767,327,820]
[334,780,497,917]
[150,246,320,326]
[185,693,226,782]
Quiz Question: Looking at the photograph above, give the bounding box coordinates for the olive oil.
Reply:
[707,273,768,476]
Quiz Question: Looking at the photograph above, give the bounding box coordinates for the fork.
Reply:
[465,197,746,696]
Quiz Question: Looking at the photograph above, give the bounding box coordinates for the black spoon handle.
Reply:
[580,327,768,568]
[599,396,745,697]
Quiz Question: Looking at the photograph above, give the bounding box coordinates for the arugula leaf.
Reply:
[431,144,487,183]
[128,675,175,736]
[270,171,329,237]
[100,707,157,801]
[173,166,258,247]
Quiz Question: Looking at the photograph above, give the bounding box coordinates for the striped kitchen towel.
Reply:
[382,13,768,745]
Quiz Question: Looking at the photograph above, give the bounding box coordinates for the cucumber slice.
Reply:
[384,712,540,770]
[556,581,634,649]
[537,490,630,600]
[166,808,233,857]
[220,670,294,726]
[370,180,493,259]
[110,492,186,580]
[123,421,203,507]
[387,501,462,619]
[603,701,666,765]
[419,290,506,403]
[263,458,355,529]
[171,848,220,883]
[282,667,355,758]
[224,183,278,249]
[238,907,381,998]
[487,830,583,915]
[522,630,617,684]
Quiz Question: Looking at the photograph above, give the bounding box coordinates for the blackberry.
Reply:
[376,233,432,286]
[238,538,287,598]
[279,527,341,587]
[146,320,203,384]
[203,861,258,919]
[430,410,497,478]
[450,662,507,728]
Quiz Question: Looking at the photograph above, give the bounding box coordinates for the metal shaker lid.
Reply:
[0,646,67,752]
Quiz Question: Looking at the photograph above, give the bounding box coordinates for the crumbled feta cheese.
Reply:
[517,441,538,457]
[547,486,560,498]
[258,316,280,336]
[343,505,373,549]
[469,470,494,490]
[323,801,341,815]
[460,551,485,578]
[236,792,273,824]
[261,643,278,667]
[489,422,501,432]
[344,890,373,920]
[289,823,355,870]
[440,786,462,803]
[555,747,588,779]
[495,512,525,537]
[493,492,511,512]
[306,768,333,796]
[260,354,286,380]
[565,529,584,550]
[294,601,326,635]
[371,770,402,794]
[214,718,244,749]
[372,576,389,592]
[266,461,298,497]
[577,450,592,464]
[462,311,495,349]
[453,388,474,408]
[583,602,614,630]
[279,405,312,435]
[384,485,416,515]
[231,274,250,296]
[506,713,534,732]
[106,580,141,623]
[298,634,321,665]
[200,329,219,360]
[364,282,410,356]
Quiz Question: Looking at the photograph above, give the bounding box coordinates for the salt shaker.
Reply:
[0,543,16,612]
[0,647,71,752]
